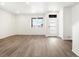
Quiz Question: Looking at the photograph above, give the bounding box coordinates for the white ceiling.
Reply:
[0,2,77,14]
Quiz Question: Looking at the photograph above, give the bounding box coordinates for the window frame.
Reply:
[31,17,43,28]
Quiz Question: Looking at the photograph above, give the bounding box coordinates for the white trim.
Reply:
[63,38,72,40]
[72,49,79,56]
[46,11,59,37]
[0,34,15,39]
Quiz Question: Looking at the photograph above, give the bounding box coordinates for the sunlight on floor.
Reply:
[47,37,58,47]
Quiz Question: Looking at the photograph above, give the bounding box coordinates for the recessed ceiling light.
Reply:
[0,2,5,6]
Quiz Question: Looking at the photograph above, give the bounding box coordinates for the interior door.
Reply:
[47,14,58,36]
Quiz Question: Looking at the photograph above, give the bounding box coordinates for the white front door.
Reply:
[46,14,58,36]
[48,18,58,36]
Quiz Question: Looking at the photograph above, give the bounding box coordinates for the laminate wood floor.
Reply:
[0,35,77,57]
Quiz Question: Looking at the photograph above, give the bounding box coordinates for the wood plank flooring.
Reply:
[0,35,77,57]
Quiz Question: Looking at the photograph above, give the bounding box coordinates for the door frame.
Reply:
[45,11,59,37]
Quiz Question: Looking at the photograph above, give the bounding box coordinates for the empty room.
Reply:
[0,2,79,57]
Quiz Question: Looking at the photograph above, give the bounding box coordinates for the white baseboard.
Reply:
[0,34,15,39]
[63,38,72,40]
[72,49,79,56]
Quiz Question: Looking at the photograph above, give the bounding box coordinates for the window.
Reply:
[31,17,43,28]
[49,14,57,18]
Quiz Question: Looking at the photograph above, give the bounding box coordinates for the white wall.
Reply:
[63,7,72,40]
[0,7,64,39]
[72,3,79,56]
[16,9,64,36]
[16,14,46,35]
[0,9,16,39]
[0,7,64,38]
[58,8,63,39]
